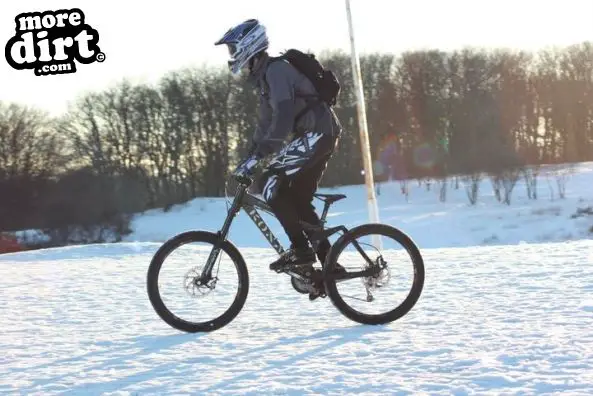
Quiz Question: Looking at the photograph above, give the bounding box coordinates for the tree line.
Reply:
[1,42,592,244]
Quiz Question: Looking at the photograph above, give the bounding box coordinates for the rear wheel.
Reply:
[323,223,424,325]
[147,231,249,333]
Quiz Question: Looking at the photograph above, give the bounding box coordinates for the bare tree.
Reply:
[0,102,66,231]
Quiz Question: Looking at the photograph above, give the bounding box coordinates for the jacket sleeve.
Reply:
[255,61,296,156]
[251,97,271,152]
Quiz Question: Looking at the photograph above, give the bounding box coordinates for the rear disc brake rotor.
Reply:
[362,257,391,290]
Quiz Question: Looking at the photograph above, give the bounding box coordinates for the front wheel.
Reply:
[323,223,425,325]
[147,231,249,333]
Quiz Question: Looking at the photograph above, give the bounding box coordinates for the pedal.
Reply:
[309,287,326,301]
[308,274,326,301]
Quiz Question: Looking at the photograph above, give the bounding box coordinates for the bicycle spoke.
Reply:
[323,223,425,325]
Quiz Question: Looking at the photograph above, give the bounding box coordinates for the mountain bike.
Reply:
[146,174,425,333]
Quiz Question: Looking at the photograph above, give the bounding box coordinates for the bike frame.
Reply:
[201,176,341,277]
[242,190,286,255]
[240,182,348,255]
[200,175,378,282]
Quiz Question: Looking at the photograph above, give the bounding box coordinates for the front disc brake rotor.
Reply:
[184,267,216,298]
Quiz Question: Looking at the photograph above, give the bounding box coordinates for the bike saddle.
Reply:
[313,193,346,204]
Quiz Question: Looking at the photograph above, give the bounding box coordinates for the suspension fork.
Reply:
[200,182,248,279]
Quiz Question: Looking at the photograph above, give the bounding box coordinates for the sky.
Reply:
[1,0,592,116]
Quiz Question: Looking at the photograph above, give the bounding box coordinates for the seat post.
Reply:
[319,202,331,226]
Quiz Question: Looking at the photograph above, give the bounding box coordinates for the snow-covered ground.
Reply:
[126,162,593,249]
[1,162,592,394]
[1,240,592,394]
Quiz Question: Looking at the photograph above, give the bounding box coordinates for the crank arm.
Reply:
[285,270,312,281]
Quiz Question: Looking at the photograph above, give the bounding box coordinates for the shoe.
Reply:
[269,247,316,271]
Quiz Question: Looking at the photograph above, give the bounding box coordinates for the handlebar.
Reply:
[233,174,253,187]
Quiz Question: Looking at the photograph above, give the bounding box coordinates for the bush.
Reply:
[38,167,134,247]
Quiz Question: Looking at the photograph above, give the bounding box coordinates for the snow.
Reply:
[126,162,593,250]
[0,162,592,394]
[1,241,593,394]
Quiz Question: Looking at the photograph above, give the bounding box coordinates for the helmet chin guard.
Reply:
[215,19,269,75]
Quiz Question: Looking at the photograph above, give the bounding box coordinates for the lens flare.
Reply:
[375,134,407,180]
[413,142,437,169]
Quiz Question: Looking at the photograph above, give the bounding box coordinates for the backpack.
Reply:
[271,49,341,107]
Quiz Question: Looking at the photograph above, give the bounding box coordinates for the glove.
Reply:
[233,154,261,178]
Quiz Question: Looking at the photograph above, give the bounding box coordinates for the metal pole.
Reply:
[345,0,382,249]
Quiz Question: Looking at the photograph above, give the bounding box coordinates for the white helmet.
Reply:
[215,19,269,75]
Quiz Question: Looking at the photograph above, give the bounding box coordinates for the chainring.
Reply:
[291,276,311,294]
[288,266,322,295]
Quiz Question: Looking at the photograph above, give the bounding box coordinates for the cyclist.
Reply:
[215,19,343,272]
